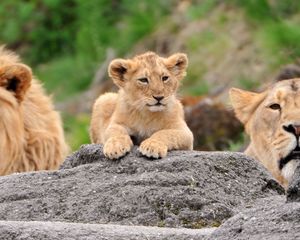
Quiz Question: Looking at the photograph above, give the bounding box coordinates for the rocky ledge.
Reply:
[0,144,299,239]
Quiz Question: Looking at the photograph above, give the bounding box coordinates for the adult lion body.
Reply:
[0,47,68,175]
[90,52,193,159]
[230,79,300,188]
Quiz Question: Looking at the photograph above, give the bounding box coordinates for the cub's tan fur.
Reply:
[90,52,193,159]
[0,47,68,175]
[230,79,300,188]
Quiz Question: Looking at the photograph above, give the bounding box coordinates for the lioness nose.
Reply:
[283,124,300,137]
[153,96,164,102]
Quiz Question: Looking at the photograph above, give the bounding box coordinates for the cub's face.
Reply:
[230,79,300,183]
[108,52,188,112]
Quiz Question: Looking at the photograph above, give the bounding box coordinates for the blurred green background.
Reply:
[1,0,300,152]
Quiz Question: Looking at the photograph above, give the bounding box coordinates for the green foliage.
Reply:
[0,0,171,65]
[75,0,121,63]
[232,0,300,23]
[75,0,171,62]
[273,0,300,17]
[118,1,170,52]
[63,113,90,151]
[186,0,219,20]
[232,0,275,23]
[35,56,95,101]
[186,30,215,51]
[259,21,300,65]
[228,133,248,152]
[0,0,76,64]
[232,0,300,65]
[238,76,259,91]
[183,82,211,96]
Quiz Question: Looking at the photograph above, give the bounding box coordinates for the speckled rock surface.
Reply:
[207,196,300,240]
[0,144,290,239]
[0,221,215,240]
[0,144,283,229]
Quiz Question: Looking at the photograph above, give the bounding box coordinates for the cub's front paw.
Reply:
[104,136,133,160]
[138,139,168,159]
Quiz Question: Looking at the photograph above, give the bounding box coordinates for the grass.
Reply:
[186,0,219,20]
[182,82,211,96]
[35,55,95,102]
[238,76,260,91]
[186,30,215,52]
[63,113,91,151]
[232,0,300,68]
[258,21,300,66]
[228,133,248,152]
[34,56,94,151]
[184,26,230,95]
[232,0,300,23]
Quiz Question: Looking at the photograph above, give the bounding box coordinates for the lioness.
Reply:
[90,52,193,159]
[230,79,300,188]
[0,47,68,175]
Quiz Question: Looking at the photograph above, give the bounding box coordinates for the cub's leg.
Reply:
[139,125,193,158]
[90,93,118,144]
[103,123,133,159]
[90,92,133,159]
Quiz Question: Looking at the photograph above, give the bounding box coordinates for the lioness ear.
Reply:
[0,64,32,101]
[230,88,265,125]
[164,53,188,80]
[108,59,133,88]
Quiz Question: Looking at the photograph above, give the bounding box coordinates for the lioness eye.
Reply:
[162,76,169,82]
[269,103,281,110]
[138,78,148,84]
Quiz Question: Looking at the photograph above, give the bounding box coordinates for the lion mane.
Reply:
[0,47,68,175]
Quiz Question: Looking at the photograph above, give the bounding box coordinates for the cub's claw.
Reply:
[104,136,133,160]
[138,139,168,159]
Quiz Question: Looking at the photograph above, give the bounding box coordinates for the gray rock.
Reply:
[0,221,215,240]
[207,196,300,240]
[0,144,283,229]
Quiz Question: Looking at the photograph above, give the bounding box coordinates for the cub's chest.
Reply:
[126,116,166,140]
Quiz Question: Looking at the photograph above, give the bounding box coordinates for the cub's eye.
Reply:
[138,78,148,84]
[162,76,169,82]
[269,103,281,110]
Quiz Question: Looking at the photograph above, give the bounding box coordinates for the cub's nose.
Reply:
[153,96,164,102]
[283,124,300,138]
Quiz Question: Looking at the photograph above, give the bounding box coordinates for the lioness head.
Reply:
[108,52,188,112]
[230,79,300,187]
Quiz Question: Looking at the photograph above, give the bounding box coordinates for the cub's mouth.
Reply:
[279,146,300,170]
[146,102,167,112]
[146,102,166,107]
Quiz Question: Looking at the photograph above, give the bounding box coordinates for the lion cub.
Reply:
[0,46,68,175]
[90,52,193,159]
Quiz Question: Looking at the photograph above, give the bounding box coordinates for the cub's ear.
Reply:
[164,53,188,80]
[0,64,32,101]
[108,59,133,88]
[230,87,265,125]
